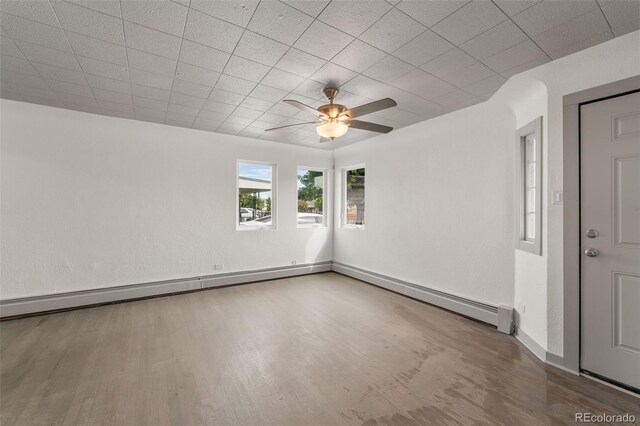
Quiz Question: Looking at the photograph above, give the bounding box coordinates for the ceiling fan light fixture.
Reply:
[316,119,348,140]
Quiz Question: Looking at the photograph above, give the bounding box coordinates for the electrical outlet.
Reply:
[291,260,297,265]
[214,264,224,270]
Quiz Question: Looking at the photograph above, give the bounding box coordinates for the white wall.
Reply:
[334,30,640,359]
[333,102,516,307]
[493,30,640,356]
[0,100,333,299]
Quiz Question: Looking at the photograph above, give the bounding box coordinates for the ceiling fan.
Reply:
[265,87,397,142]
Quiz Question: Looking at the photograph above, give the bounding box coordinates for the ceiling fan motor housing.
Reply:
[318,103,348,119]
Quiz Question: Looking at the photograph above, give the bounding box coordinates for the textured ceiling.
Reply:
[1,0,638,149]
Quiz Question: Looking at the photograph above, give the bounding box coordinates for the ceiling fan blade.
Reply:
[343,98,397,119]
[265,121,322,131]
[319,136,331,143]
[283,99,321,116]
[348,119,393,134]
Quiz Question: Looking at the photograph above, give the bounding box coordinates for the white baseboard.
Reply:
[514,326,547,362]
[200,262,332,289]
[515,327,579,374]
[0,261,333,318]
[332,262,500,326]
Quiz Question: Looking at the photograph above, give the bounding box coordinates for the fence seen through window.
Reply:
[344,167,365,227]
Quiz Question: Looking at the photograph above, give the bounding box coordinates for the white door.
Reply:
[581,91,640,390]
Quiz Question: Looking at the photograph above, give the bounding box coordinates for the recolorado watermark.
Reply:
[575,412,636,423]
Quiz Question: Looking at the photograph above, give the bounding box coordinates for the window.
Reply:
[342,165,365,228]
[237,161,275,230]
[297,167,326,227]
[516,117,542,254]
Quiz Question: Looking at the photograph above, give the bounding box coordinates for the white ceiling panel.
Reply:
[1,55,37,75]
[171,78,212,99]
[93,88,132,104]
[511,0,599,36]
[483,40,548,73]
[310,62,357,87]
[419,48,476,78]
[0,13,70,51]
[207,88,245,106]
[45,79,93,97]
[0,0,58,27]
[129,68,173,89]
[120,1,188,37]
[175,62,221,86]
[0,36,25,58]
[463,74,507,97]
[247,1,313,45]
[250,84,289,102]
[237,100,273,114]
[223,56,271,83]
[133,95,168,111]
[65,0,121,18]
[183,8,244,53]
[531,8,613,59]
[201,101,235,115]
[2,0,633,149]
[189,0,259,28]
[86,74,131,95]
[215,74,257,95]
[359,8,426,53]
[492,1,541,17]
[392,29,454,67]
[293,20,353,60]
[431,1,507,45]
[123,21,182,59]
[131,84,171,102]
[275,49,326,78]
[51,1,124,44]
[459,20,528,60]
[282,1,330,18]
[14,40,81,70]
[32,62,87,85]
[318,1,391,37]
[233,31,288,66]
[169,91,206,109]
[66,31,128,66]
[441,61,496,88]
[362,55,414,82]
[127,49,177,77]
[332,39,386,73]
[178,40,230,72]
[599,1,640,36]
[78,55,128,81]
[261,68,306,91]
[396,1,470,28]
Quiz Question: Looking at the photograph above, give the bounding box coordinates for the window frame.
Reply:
[296,166,327,228]
[236,160,277,231]
[342,164,366,230]
[515,117,542,255]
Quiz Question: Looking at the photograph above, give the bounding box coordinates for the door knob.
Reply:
[585,229,599,238]
[584,248,599,257]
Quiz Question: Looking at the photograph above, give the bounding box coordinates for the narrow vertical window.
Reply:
[516,117,542,254]
[343,166,365,228]
[237,161,276,230]
[297,167,326,227]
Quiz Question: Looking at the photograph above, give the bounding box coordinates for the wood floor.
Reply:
[1,272,638,425]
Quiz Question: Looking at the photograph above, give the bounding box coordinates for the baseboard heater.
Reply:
[0,261,333,319]
[332,262,514,333]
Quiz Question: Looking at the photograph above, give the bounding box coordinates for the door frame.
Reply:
[562,76,640,386]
